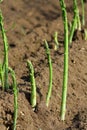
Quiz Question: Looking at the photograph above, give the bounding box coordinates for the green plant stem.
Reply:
[69,0,78,44]
[0,63,4,88]
[81,0,85,26]
[45,40,53,107]
[9,67,18,130]
[77,8,81,31]
[27,60,36,108]
[59,0,68,121]
[0,11,9,90]
[84,29,87,40]
[54,31,59,50]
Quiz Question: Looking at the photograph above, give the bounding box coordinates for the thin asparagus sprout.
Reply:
[84,29,87,40]
[45,40,53,107]
[0,11,9,90]
[77,8,81,31]
[0,64,1,84]
[0,63,4,89]
[81,0,85,26]
[69,0,78,44]
[27,60,36,108]
[59,0,69,121]
[9,67,18,130]
[54,31,59,50]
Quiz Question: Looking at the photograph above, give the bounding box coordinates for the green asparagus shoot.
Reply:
[59,0,69,120]
[81,0,85,26]
[45,40,53,107]
[77,8,81,31]
[27,60,36,108]
[9,67,18,130]
[53,31,59,50]
[0,11,9,90]
[84,29,87,40]
[0,63,4,89]
[69,0,78,44]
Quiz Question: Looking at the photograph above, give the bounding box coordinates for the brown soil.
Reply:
[0,0,87,130]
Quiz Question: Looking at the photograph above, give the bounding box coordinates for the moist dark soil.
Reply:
[0,0,87,130]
